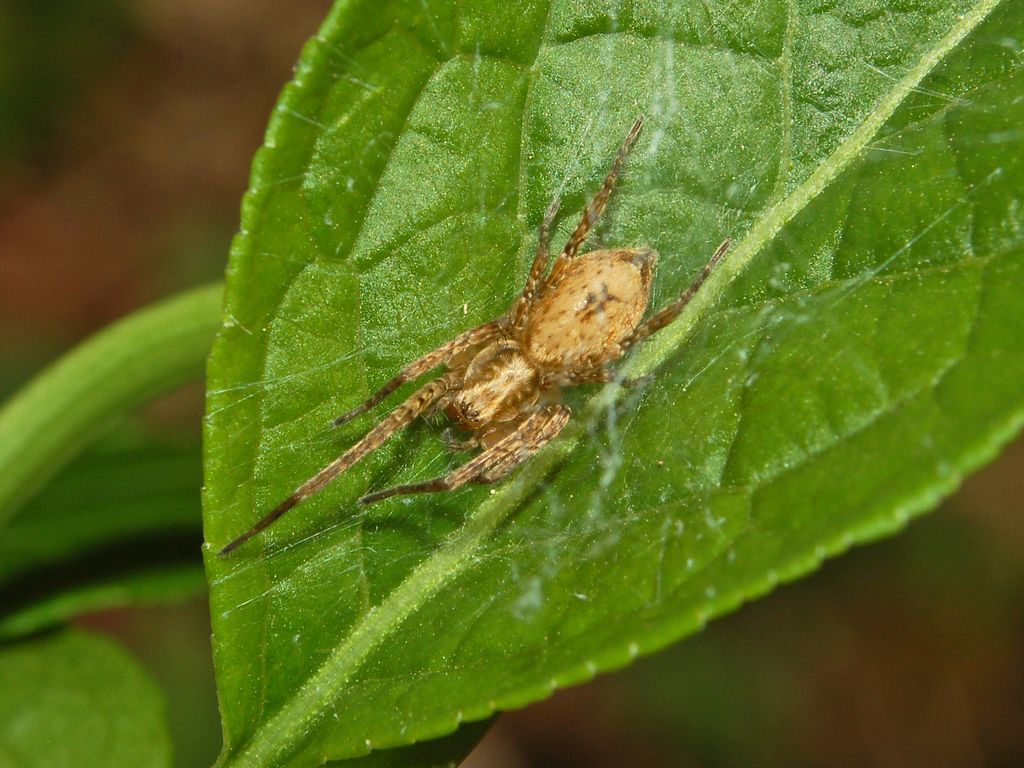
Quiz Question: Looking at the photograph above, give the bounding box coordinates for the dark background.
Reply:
[2,2,1021,766]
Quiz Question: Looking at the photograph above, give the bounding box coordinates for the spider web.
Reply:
[203,0,1019,762]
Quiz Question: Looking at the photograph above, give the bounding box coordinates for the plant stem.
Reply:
[0,282,223,528]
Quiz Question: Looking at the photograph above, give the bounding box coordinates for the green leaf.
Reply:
[0,629,172,768]
[204,1,1023,765]
[0,433,204,640]
[0,282,221,528]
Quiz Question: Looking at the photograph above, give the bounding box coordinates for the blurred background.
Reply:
[1,2,1021,766]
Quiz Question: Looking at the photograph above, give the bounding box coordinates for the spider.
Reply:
[219,117,730,555]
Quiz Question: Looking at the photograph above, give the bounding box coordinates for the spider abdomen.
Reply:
[526,248,656,369]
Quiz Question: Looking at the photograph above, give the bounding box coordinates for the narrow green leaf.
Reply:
[204,1,1023,765]
[0,629,172,768]
[0,434,204,640]
[0,282,221,526]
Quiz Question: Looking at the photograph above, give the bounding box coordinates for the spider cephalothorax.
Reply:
[220,117,729,554]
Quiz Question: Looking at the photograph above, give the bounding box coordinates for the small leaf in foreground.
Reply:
[0,629,172,768]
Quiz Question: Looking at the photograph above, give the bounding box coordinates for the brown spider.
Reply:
[219,117,729,555]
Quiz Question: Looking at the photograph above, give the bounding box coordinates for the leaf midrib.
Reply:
[223,1,1003,764]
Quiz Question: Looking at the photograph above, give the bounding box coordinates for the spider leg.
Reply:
[332,320,501,427]
[359,404,571,504]
[219,372,461,555]
[548,366,615,387]
[442,428,479,452]
[510,196,561,328]
[546,117,644,288]
[555,368,653,387]
[618,238,730,354]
